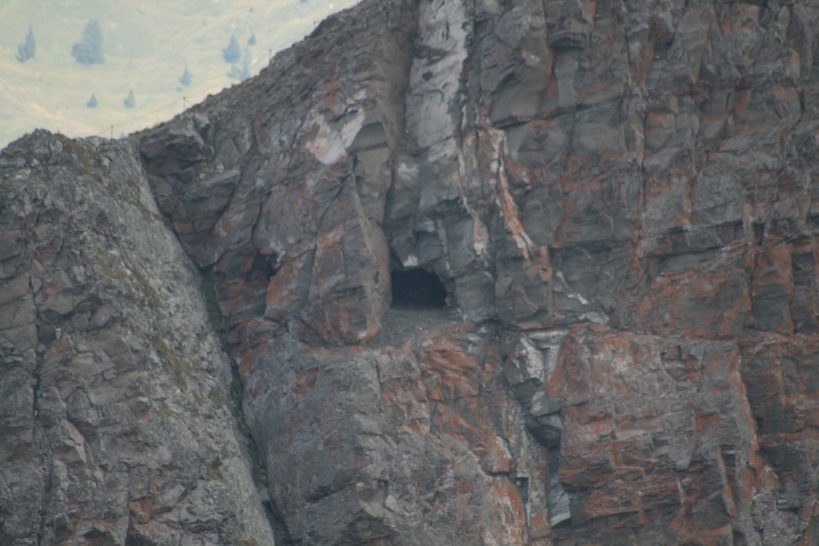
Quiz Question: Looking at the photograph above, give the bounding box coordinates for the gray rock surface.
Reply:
[0,133,273,545]
[4,0,819,544]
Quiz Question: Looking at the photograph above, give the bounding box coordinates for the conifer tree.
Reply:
[240,48,251,79]
[72,20,104,65]
[227,49,251,80]
[179,67,192,87]
[123,89,135,109]
[16,27,35,63]
[87,94,98,108]
[222,35,240,64]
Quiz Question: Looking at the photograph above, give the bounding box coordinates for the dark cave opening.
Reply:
[390,268,447,309]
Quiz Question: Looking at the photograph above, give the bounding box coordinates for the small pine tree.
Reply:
[248,33,256,46]
[16,27,35,63]
[179,67,192,87]
[228,48,251,80]
[240,48,251,79]
[222,35,240,64]
[87,94,98,108]
[72,20,104,65]
[123,89,135,108]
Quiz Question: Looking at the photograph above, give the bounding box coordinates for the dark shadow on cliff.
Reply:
[368,267,456,348]
[390,268,448,309]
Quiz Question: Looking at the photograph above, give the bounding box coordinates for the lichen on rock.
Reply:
[4,0,819,544]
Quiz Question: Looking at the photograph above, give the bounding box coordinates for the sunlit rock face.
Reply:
[4,0,819,544]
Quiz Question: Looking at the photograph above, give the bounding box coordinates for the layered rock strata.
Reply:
[3,0,819,544]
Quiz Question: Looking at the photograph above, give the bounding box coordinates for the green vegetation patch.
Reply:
[151,335,190,391]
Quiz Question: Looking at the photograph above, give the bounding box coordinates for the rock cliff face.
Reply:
[0,135,274,545]
[3,0,819,544]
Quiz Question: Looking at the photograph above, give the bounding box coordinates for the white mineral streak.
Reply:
[305,111,347,165]
[405,0,469,149]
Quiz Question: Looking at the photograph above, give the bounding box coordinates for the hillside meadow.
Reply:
[0,0,358,148]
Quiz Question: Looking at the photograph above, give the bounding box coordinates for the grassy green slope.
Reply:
[0,0,358,148]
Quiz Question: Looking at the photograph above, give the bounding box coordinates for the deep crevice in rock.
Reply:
[200,266,285,544]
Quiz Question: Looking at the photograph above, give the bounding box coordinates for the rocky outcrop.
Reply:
[0,134,273,545]
[4,0,819,544]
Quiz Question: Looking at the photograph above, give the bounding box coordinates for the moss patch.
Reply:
[151,335,190,391]
[201,270,225,333]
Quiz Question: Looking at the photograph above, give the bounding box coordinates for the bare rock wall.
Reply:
[4,0,819,544]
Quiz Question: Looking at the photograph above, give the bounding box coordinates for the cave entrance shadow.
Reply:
[390,268,447,309]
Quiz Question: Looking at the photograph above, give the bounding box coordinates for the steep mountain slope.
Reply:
[3,0,819,544]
